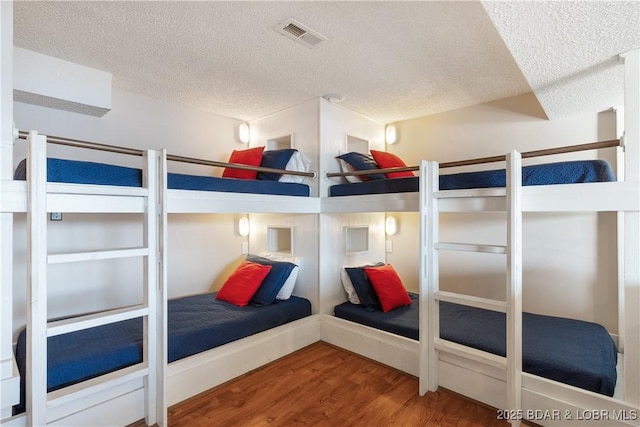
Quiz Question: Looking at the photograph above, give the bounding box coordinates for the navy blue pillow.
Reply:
[257,149,297,181]
[336,152,385,180]
[345,266,381,311]
[247,254,296,306]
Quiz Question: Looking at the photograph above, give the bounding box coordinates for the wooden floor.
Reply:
[132,342,508,427]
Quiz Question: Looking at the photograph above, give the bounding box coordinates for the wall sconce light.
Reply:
[385,215,397,236]
[238,217,250,237]
[238,122,250,144]
[385,124,397,145]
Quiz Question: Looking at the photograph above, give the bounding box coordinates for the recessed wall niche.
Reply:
[267,134,293,150]
[346,134,369,153]
[267,226,294,254]
[344,226,369,254]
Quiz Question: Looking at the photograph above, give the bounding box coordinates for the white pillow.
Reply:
[337,150,362,183]
[257,252,300,300]
[279,151,311,184]
[340,262,386,304]
[340,267,361,304]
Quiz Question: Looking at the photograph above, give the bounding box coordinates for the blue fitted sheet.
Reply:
[14,292,311,413]
[329,160,615,196]
[333,294,617,396]
[14,157,310,197]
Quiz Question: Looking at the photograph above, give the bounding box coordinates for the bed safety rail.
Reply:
[325,138,621,179]
[17,130,317,179]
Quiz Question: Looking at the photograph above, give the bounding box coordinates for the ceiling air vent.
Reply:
[273,18,328,49]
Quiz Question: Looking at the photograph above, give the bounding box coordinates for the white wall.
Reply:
[387,93,619,332]
[249,99,320,196]
[319,213,385,315]
[319,99,385,197]
[12,88,248,337]
[248,213,319,312]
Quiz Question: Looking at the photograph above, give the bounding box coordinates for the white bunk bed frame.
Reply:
[157,150,321,406]
[2,48,637,427]
[2,131,166,427]
[1,135,320,426]
[419,49,639,427]
[321,49,640,426]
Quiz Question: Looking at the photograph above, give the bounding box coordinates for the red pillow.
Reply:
[215,260,272,307]
[222,146,265,180]
[370,150,414,178]
[364,264,412,312]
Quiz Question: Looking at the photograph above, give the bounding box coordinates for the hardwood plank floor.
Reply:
[131,342,508,426]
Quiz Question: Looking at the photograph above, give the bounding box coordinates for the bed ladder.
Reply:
[419,151,523,425]
[25,131,166,426]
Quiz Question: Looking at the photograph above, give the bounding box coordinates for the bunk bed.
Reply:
[13,291,312,414]
[321,143,627,384]
[322,141,620,213]
[333,295,618,397]
[322,48,640,427]
[9,131,319,215]
[2,131,164,427]
[4,131,320,426]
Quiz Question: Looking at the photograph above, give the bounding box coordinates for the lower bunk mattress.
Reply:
[333,294,617,396]
[329,159,615,196]
[14,292,312,413]
[14,157,310,197]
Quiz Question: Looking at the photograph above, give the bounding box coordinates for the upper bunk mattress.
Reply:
[14,292,311,413]
[14,157,310,197]
[329,159,615,197]
[333,296,617,396]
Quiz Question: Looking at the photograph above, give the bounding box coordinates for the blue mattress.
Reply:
[329,160,615,196]
[334,293,419,340]
[333,294,617,396]
[14,292,311,414]
[14,157,310,197]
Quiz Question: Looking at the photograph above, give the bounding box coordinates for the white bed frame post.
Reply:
[621,48,640,407]
[26,131,48,427]
[419,160,439,396]
[156,149,168,427]
[142,148,163,426]
[505,150,522,426]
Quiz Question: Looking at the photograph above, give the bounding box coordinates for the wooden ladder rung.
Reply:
[47,363,148,409]
[47,304,148,337]
[48,247,149,264]
[434,338,507,370]
[434,188,506,199]
[435,242,506,254]
[434,291,507,313]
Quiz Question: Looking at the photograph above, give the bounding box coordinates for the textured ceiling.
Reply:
[12,1,640,123]
[483,0,640,120]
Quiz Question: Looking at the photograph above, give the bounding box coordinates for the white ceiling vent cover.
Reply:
[273,18,328,49]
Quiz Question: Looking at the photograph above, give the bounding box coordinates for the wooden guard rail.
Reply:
[17,130,316,178]
[326,138,622,178]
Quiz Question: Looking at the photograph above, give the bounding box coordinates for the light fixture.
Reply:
[322,93,345,103]
[238,217,250,237]
[238,122,250,144]
[385,215,397,236]
[385,125,397,144]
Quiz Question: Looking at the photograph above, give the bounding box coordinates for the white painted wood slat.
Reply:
[46,305,149,337]
[47,247,149,264]
[26,131,48,427]
[506,150,523,426]
[435,242,506,254]
[47,363,148,410]
[434,291,506,313]
[434,338,507,369]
